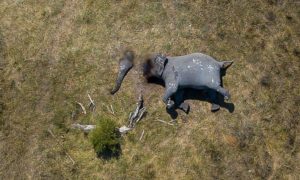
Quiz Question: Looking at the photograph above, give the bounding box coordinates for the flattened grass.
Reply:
[0,0,299,179]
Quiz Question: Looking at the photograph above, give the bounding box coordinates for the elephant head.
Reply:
[143,53,168,80]
[110,50,134,95]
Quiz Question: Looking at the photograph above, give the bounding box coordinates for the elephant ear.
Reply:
[154,54,168,77]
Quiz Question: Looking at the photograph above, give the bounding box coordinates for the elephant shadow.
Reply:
[169,88,235,119]
[147,75,235,119]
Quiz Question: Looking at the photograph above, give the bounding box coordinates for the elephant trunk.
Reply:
[110,67,131,94]
[110,50,134,95]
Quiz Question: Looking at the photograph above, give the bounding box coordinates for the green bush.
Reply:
[89,118,121,159]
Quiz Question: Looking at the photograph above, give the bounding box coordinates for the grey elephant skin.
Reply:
[143,53,233,112]
[110,50,134,95]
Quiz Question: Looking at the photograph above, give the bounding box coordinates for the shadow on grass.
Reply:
[146,71,235,119]
[97,143,122,160]
[166,88,235,119]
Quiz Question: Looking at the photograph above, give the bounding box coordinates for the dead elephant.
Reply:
[143,53,233,112]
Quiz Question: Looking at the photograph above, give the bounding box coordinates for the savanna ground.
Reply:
[0,0,299,179]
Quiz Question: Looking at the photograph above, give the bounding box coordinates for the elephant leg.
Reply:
[173,89,184,105]
[179,102,190,114]
[210,86,231,100]
[208,89,220,112]
[163,85,178,109]
[174,90,190,114]
[166,98,175,109]
[163,67,179,109]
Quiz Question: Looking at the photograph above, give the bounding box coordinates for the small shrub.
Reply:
[89,117,121,159]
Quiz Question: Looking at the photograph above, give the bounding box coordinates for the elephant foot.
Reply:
[211,103,220,112]
[224,93,231,101]
[179,102,190,114]
[216,86,231,101]
[167,99,175,109]
[222,90,231,101]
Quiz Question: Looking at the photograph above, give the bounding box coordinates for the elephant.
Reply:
[143,53,233,112]
[110,50,135,95]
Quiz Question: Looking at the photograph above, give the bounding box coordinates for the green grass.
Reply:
[0,0,299,179]
[89,117,121,159]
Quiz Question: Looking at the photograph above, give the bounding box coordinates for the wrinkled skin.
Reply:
[110,51,134,95]
[143,53,233,112]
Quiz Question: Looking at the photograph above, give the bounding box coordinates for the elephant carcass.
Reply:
[143,53,233,112]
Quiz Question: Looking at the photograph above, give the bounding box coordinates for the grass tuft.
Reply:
[89,117,121,159]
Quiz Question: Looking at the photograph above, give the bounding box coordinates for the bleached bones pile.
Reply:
[72,93,146,134]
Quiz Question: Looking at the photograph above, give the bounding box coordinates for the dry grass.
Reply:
[0,0,299,179]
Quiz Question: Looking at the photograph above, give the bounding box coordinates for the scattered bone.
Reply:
[110,105,115,115]
[76,101,86,115]
[139,130,145,141]
[119,125,132,134]
[155,119,174,126]
[120,94,146,134]
[72,123,132,134]
[128,94,146,128]
[106,105,115,115]
[47,129,75,165]
[129,96,142,122]
[72,123,96,133]
[71,111,78,120]
[128,112,133,120]
[170,118,177,123]
[88,93,96,111]
[136,107,146,124]
[71,95,146,135]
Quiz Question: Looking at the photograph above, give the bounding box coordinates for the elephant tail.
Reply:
[219,61,233,69]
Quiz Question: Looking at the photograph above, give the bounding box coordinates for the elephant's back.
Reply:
[168,53,220,66]
[166,53,222,87]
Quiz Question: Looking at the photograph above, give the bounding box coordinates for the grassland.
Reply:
[0,0,299,179]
